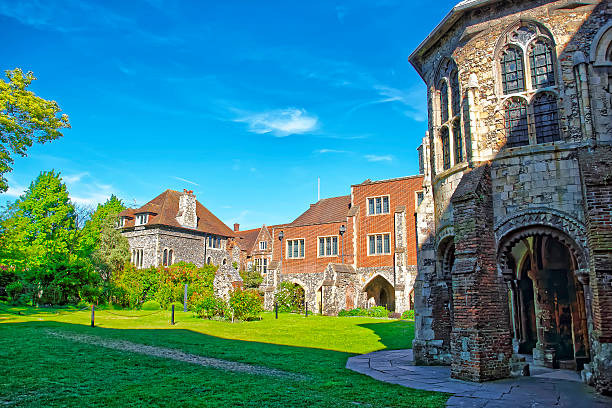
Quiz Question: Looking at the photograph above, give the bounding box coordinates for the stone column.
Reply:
[450,164,512,381]
[530,269,559,368]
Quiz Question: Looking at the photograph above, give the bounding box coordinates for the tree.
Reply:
[90,212,130,282]
[0,68,70,192]
[79,195,125,256]
[0,170,76,269]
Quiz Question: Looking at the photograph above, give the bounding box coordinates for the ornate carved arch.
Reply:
[495,208,588,271]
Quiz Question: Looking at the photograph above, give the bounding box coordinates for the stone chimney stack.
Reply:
[176,189,197,229]
[234,223,240,232]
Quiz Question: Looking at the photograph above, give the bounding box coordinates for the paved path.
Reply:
[346,349,612,407]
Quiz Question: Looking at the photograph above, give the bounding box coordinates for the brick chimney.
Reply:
[234,223,240,232]
[176,189,197,229]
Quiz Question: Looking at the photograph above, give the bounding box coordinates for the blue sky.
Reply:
[1,0,456,229]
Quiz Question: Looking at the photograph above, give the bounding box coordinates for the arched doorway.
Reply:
[433,236,455,350]
[364,275,395,311]
[500,230,590,370]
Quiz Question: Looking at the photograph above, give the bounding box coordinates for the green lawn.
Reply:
[0,304,448,407]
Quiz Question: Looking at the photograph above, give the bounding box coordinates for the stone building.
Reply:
[262,175,424,316]
[118,189,239,270]
[409,0,611,394]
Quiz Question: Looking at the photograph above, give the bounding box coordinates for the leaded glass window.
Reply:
[441,127,451,170]
[504,98,529,148]
[439,81,449,123]
[533,93,560,144]
[451,71,460,117]
[501,47,525,94]
[453,120,463,163]
[529,41,555,89]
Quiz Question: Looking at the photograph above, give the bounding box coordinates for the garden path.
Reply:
[346,349,612,407]
[46,330,306,380]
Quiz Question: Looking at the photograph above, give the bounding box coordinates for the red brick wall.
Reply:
[352,176,423,268]
[271,222,354,274]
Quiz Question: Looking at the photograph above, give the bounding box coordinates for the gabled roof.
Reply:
[235,227,262,253]
[290,196,351,227]
[409,0,500,79]
[119,189,235,237]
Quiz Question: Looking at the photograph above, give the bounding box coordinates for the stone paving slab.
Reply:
[346,349,612,408]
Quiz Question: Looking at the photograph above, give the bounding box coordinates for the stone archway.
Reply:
[364,275,395,311]
[499,227,590,371]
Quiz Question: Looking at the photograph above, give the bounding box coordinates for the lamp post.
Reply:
[339,225,346,264]
[278,231,284,273]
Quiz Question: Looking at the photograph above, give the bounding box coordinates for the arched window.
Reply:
[168,249,173,265]
[222,258,227,265]
[439,81,449,123]
[533,93,560,144]
[529,40,555,88]
[451,71,461,117]
[501,47,525,94]
[441,127,451,170]
[453,120,463,163]
[504,98,529,148]
[163,249,168,266]
[207,256,212,265]
[462,96,472,159]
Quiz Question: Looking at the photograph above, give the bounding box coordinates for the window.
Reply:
[117,217,125,228]
[367,196,390,215]
[163,249,168,266]
[168,249,173,265]
[453,121,463,163]
[451,71,461,117]
[439,81,449,123]
[287,239,305,258]
[207,236,222,249]
[416,191,424,207]
[259,241,267,250]
[418,145,424,174]
[222,258,227,265]
[441,127,451,170]
[132,248,144,268]
[135,213,148,226]
[368,234,391,255]
[255,258,268,273]
[504,98,529,148]
[529,41,555,89]
[533,93,560,144]
[318,236,338,257]
[501,46,525,94]
[462,97,472,159]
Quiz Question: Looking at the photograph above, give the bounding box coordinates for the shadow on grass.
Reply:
[357,320,415,350]
[0,318,447,408]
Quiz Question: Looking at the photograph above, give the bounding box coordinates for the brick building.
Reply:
[409,0,611,394]
[262,175,424,316]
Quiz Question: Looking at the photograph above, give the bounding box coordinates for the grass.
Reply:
[0,304,448,407]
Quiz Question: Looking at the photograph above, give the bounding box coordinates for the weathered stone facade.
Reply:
[410,0,611,393]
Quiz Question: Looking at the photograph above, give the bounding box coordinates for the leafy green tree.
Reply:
[0,170,76,269]
[80,195,125,256]
[90,212,130,282]
[0,69,70,192]
[239,264,264,289]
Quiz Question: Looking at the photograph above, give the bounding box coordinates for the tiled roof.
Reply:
[290,195,351,227]
[119,189,235,237]
[235,227,262,252]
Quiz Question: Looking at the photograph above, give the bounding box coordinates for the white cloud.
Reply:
[173,176,199,186]
[235,108,318,137]
[365,154,392,162]
[62,172,89,184]
[315,149,348,154]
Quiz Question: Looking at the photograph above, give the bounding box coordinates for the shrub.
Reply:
[401,309,415,320]
[191,293,227,319]
[338,306,389,318]
[141,300,161,310]
[5,281,24,301]
[274,281,305,313]
[229,288,263,321]
[239,268,263,289]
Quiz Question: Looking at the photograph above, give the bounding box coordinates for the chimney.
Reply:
[176,189,197,229]
[234,223,240,232]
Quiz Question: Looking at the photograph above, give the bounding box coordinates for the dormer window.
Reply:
[135,213,149,226]
[259,241,267,250]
